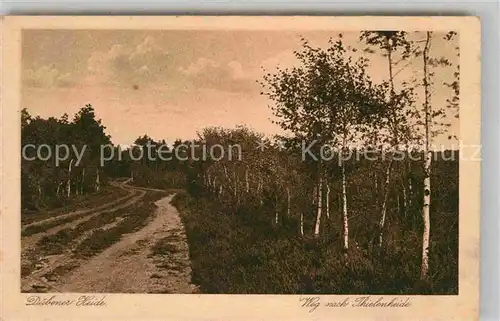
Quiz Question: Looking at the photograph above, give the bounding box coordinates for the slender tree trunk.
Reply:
[258,178,263,206]
[233,169,237,199]
[245,167,250,193]
[95,169,100,192]
[421,31,432,280]
[341,159,349,251]
[402,180,407,218]
[314,174,323,237]
[81,167,85,195]
[37,181,42,200]
[286,186,291,217]
[67,159,74,198]
[56,181,62,197]
[397,192,401,215]
[275,193,279,225]
[408,170,413,211]
[300,212,304,237]
[378,37,398,248]
[406,149,413,213]
[378,159,393,247]
[325,183,330,219]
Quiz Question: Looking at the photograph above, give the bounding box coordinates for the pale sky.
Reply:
[22,30,459,148]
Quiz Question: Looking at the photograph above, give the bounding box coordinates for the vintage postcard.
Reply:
[1,16,480,320]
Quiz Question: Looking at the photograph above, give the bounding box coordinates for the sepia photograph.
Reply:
[2,16,480,321]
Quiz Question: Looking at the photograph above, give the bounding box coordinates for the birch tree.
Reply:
[360,31,415,247]
[417,30,458,280]
[261,35,385,247]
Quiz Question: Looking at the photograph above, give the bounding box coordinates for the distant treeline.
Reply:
[21,105,189,211]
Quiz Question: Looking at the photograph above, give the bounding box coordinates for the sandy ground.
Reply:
[21,190,144,252]
[21,179,197,294]
[22,180,133,229]
[55,194,196,293]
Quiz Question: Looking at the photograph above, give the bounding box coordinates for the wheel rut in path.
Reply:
[56,194,196,294]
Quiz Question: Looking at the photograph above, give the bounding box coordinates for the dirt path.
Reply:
[56,194,196,293]
[21,180,145,289]
[22,180,134,229]
[21,189,145,251]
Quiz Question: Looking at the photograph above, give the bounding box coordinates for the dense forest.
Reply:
[21,31,459,294]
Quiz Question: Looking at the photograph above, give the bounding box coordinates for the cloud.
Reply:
[178,58,259,93]
[260,50,299,72]
[84,36,170,87]
[23,65,75,88]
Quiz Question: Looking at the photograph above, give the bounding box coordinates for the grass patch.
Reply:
[37,229,73,255]
[43,261,80,281]
[22,190,136,237]
[156,262,186,272]
[150,237,181,256]
[72,191,172,259]
[22,185,129,225]
[150,273,163,279]
[172,187,458,295]
[35,199,142,256]
[21,264,35,278]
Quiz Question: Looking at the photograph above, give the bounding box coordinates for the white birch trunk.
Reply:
[233,169,237,198]
[406,150,413,213]
[402,181,407,217]
[81,167,85,195]
[408,174,413,210]
[378,160,393,247]
[67,159,74,198]
[245,167,250,193]
[275,194,279,225]
[421,153,431,279]
[377,37,397,248]
[326,183,330,219]
[421,31,432,280]
[341,160,349,251]
[313,175,323,237]
[95,169,100,192]
[56,181,63,197]
[300,212,304,237]
[37,181,42,200]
